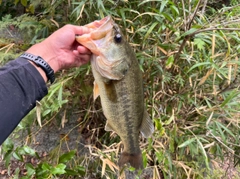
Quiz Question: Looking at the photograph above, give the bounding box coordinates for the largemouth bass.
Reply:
[76,16,154,169]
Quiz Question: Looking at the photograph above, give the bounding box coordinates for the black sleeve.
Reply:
[0,57,48,145]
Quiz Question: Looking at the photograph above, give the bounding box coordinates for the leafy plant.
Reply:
[1,0,240,178]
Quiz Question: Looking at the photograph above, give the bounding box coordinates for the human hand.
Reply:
[27,24,92,73]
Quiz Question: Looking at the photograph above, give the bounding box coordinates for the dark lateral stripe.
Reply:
[117,79,137,152]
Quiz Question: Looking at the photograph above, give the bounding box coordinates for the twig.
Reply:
[192,27,240,36]
[208,131,235,154]
[175,0,240,61]
[201,0,208,15]
[218,3,240,15]
[181,0,187,31]
[215,19,240,27]
[175,26,240,61]
[187,0,203,30]
[174,36,189,61]
[218,72,239,94]
[175,0,203,61]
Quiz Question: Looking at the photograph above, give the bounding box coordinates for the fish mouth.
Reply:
[76,16,113,52]
[86,16,112,41]
[76,16,127,80]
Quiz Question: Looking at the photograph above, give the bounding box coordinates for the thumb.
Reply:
[72,25,91,36]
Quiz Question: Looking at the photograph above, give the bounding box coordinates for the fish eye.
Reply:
[114,33,122,43]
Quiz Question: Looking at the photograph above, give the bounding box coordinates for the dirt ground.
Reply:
[1,112,239,179]
[0,111,157,179]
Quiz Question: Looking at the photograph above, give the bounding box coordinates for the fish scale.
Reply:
[76,16,154,169]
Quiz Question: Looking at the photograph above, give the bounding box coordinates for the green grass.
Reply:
[0,0,240,178]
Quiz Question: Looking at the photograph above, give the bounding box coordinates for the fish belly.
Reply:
[92,57,144,169]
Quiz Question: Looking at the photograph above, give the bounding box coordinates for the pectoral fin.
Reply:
[93,81,100,100]
[105,121,115,132]
[140,109,154,138]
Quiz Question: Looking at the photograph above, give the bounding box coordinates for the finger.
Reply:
[77,45,92,54]
[76,54,91,66]
[73,26,91,35]
[72,51,91,65]
[80,54,91,62]
[72,49,91,57]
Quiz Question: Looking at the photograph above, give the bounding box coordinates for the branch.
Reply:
[175,0,203,61]
[201,0,208,15]
[192,27,240,36]
[181,0,187,31]
[187,0,203,30]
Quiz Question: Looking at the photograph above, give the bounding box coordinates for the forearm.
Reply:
[26,41,61,74]
[0,57,48,145]
[26,41,59,82]
[0,24,91,145]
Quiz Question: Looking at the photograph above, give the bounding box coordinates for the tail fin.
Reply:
[118,152,143,169]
